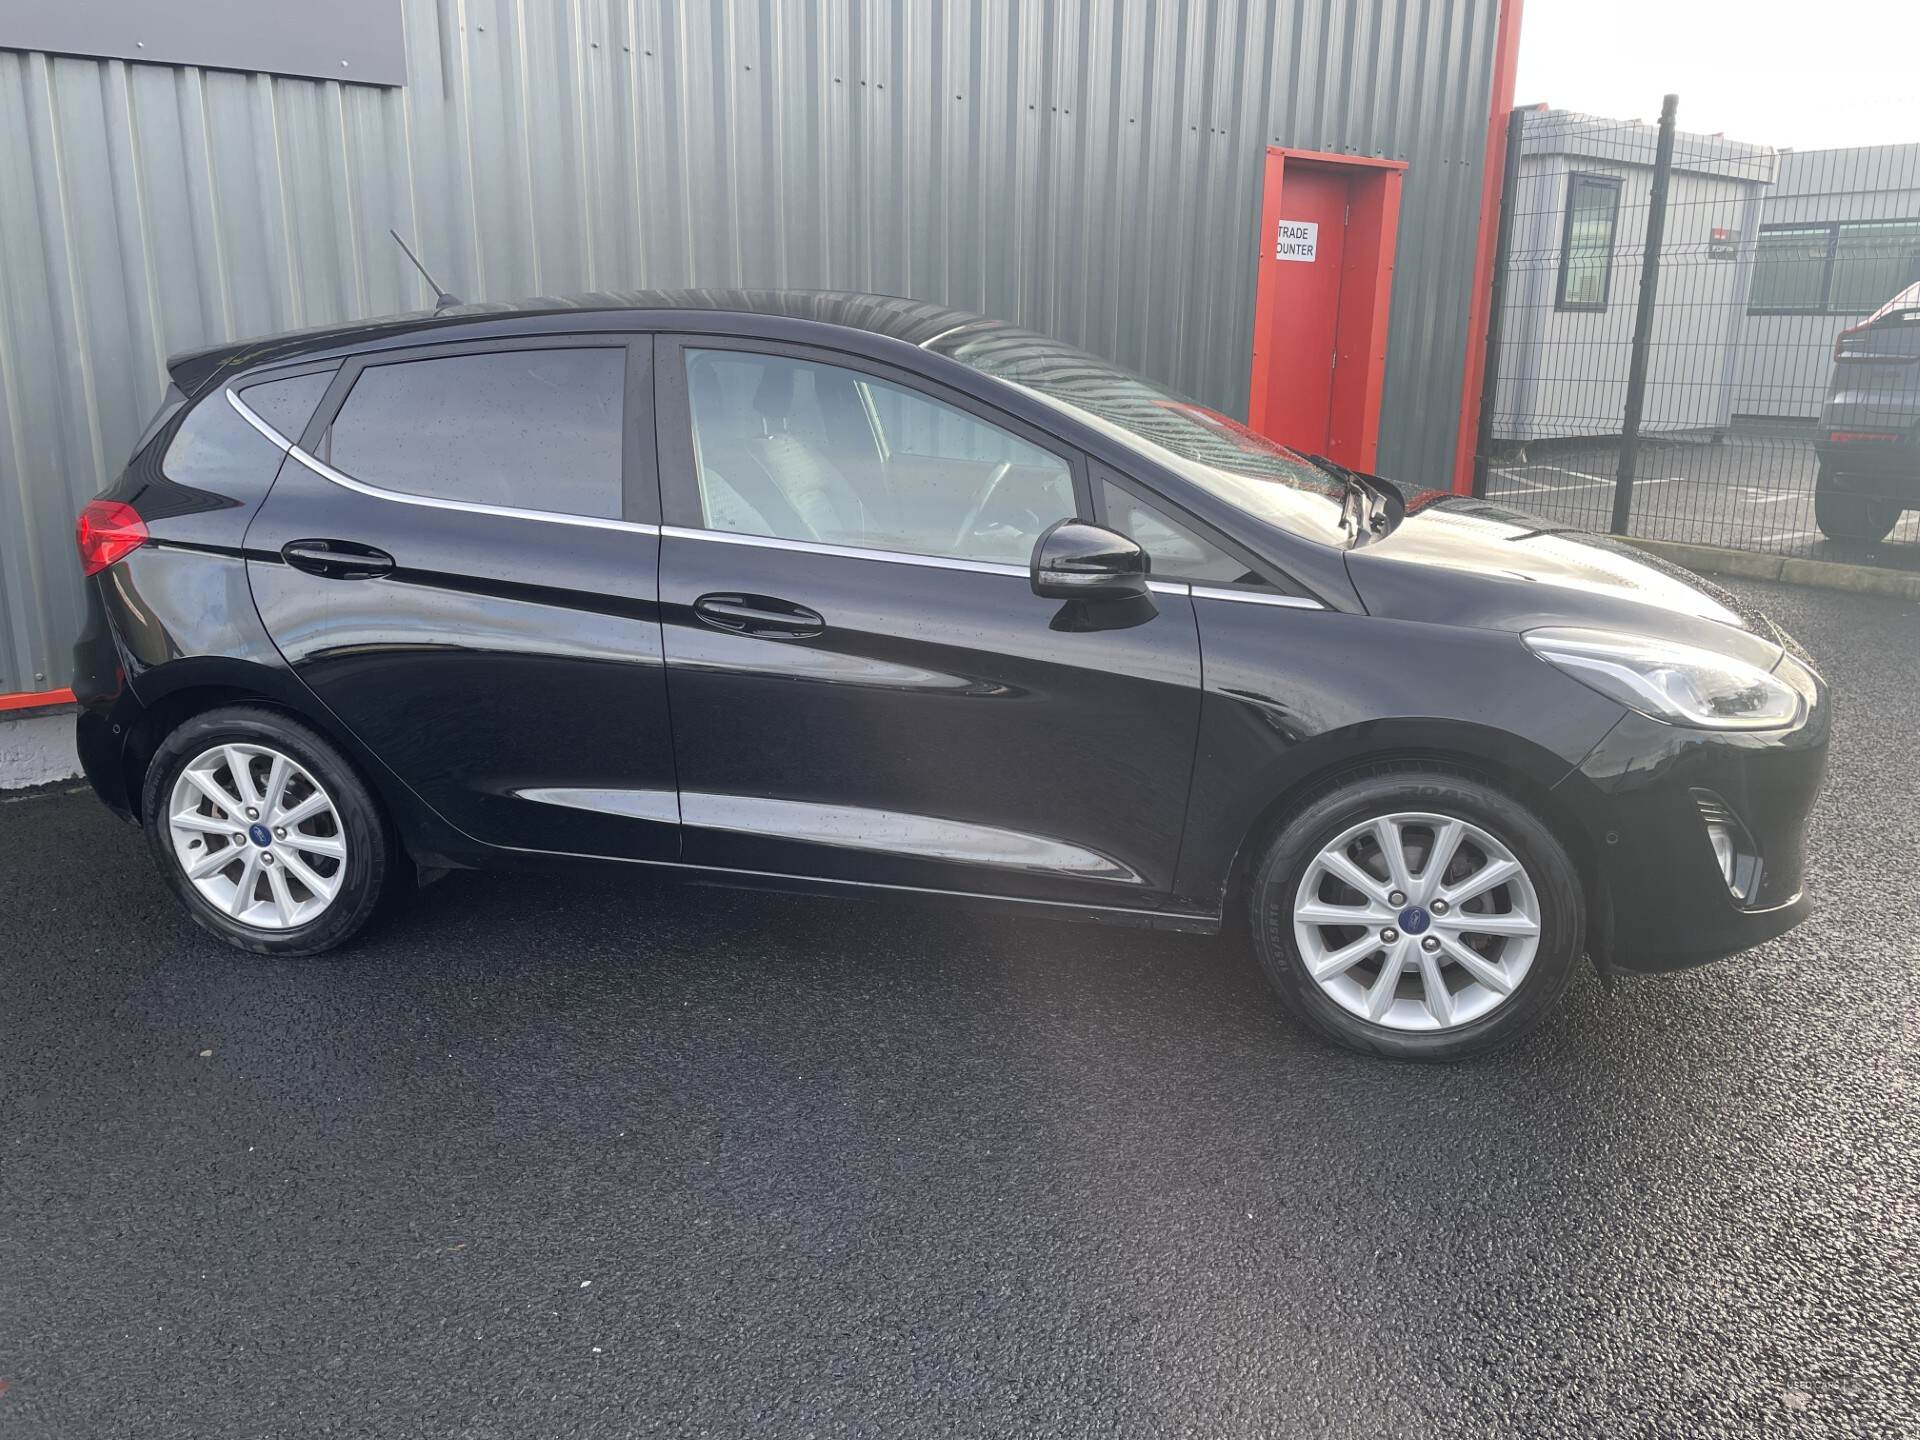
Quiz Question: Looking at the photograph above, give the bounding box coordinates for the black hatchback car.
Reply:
[72,291,1828,1059]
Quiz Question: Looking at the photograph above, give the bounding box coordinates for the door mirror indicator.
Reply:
[1030,521,1150,601]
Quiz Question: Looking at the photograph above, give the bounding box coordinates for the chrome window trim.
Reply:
[228,388,1311,600]
[1189,585,1324,611]
[226,387,298,450]
[225,388,661,538]
[662,524,1029,577]
[660,524,1190,594]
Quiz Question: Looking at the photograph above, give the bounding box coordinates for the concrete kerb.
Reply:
[1625,537,1920,603]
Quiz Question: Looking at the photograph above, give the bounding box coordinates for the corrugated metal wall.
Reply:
[0,0,1501,697]
[1731,144,1920,418]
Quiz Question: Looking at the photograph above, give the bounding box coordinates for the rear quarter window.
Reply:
[157,390,288,506]
[236,370,336,444]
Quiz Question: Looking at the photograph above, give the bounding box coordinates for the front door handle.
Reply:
[692,592,825,638]
[282,539,396,580]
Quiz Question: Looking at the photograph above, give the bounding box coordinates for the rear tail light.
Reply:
[1827,430,1901,445]
[75,499,148,576]
[1833,323,1917,364]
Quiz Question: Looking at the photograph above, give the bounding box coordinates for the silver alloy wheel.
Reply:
[166,742,348,931]
[1292,811,1541,1033]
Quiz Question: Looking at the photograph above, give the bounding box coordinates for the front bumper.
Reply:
[1561,670,1830,974]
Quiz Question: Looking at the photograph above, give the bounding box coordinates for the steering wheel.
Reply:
[949,461,1015,551]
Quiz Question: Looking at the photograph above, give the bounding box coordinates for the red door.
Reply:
[1255,169,1349,456]
[1248,149,1407,471]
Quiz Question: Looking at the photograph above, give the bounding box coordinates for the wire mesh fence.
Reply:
[1474,103,1920,570]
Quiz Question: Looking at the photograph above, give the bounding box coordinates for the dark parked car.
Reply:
[72,291,1828,1059]
[1815,281,1920,541]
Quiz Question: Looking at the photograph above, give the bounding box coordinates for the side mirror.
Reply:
[1030,520,1150,601]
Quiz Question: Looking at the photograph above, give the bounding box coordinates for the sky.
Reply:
[1515,0,1920,151]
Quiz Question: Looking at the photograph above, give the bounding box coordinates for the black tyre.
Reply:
[1813,464,1901,543]
[1249,767,1584,1061]
[141,705,395,956]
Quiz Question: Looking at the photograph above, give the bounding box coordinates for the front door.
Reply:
[652,335,1204,910]
[245,335,680,861]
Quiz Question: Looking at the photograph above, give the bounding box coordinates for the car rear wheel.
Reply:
[1249,768,1584,1060]
[143,706,394,956]
[1813,464,1902,543]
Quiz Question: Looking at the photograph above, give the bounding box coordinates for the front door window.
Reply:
[683,348,1075,566]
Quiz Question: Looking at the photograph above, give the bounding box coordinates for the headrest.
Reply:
[690,363,727,421]
[753,361,794,423]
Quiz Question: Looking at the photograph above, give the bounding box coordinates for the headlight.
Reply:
[1523,627,1803,730]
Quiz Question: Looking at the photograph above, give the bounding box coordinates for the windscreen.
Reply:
[929,326,1352,546]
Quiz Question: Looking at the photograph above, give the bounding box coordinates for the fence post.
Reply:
[1611,93,1679,535]
[1471,107,1529,499]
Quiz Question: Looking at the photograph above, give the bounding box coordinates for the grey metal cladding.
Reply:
[0,0,1499,696]
[0,0,407,87]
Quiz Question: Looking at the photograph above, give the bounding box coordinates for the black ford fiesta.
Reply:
[71,291,1828,1059]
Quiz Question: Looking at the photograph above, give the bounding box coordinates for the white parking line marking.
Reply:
[1489,471,1557,494]
[1493,471,1683,495]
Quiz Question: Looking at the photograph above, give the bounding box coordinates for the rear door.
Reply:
[653,334,1205,911]
[244,334,679,860]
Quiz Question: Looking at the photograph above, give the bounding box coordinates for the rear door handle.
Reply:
[282,539,396,580]
[692,592,825,638]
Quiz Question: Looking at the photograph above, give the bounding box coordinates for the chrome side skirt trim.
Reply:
[488,842,1217,931]
[513,786,681,825]
[679,792,1144,884]
[227,389,663,538]
[1189,585,1324,611]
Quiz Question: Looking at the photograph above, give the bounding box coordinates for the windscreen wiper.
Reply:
[1302,452,1390,538]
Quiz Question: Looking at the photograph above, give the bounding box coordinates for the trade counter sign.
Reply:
[1275,220,1319,262]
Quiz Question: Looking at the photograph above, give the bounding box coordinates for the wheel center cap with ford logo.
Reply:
[1398,905,1431,935]
[248,823,273,848]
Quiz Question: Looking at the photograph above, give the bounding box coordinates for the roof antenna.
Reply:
[389,228,462,311]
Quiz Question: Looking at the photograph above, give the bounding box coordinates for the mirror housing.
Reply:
[1030,520,1150,601]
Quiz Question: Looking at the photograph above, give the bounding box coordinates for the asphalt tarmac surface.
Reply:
[3,578,1916,1438]
[1486,433,1920,574]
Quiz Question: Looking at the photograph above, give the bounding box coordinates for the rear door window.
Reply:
[325,347,625,518]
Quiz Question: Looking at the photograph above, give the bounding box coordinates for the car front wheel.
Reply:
[1250,768,1584,1060]
[142,705,395,956]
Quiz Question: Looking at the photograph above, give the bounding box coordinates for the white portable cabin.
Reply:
[1491,109,1777,445]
